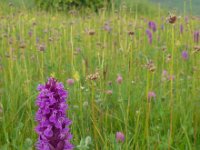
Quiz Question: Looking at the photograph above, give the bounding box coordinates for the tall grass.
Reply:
[0,1,200,149]
[4,0,35,8]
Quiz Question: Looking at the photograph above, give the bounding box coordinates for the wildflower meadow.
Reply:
[0,0,200,149]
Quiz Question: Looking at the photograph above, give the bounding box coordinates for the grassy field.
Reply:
[0,1,200,150]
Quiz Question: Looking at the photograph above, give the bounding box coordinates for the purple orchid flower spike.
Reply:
[35,77,73,150]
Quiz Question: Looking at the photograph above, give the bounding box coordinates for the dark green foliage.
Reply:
[34,0,110,11]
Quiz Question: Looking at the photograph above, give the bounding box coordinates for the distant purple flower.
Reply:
[161,70,168,81]
[36,37,40,43]
[161,24,164,30]
[116,132,125,143]
[182,50,189,60]
[146,29,153,44]
[103,22,112,32]
[29,30,33,37]
[35,77,73,150]
[180,24,183,34]
[67,79,74,86]
[162,70,168,76]
[185,16,189,24]
[148,21,157,32]
[194,31,199,43]
[116,75,123,84]
[148,91,156,101]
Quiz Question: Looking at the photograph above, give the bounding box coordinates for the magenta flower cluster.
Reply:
[35,77,73,150]
[148,21,157,32]
[116,132,125,143]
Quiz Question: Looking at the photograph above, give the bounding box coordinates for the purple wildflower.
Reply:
[194,31,199,44]
[116,75,123,84]
[103,22,112,32]
[161,70,168,81]
[162,70,168,76]
[35,77,73,150]
[148,91,156,101]
[180,24,183,34]
[36,37,40,43]
[116,132,125,143]
[146,29,153,44]
[182,50,189,60]
[148,21,157,32]
[29,30,33,37]
[185,16,189,24]
[161,24,164,30]
[66,79,74,86]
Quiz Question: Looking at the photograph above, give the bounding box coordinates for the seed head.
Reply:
[86,72,100,81]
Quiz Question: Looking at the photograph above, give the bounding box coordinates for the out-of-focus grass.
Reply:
[151,0,200,16]
[6,0,35,8]
[5,0,200,15]
[4,0,163,16]
[0,1,200,150]
[114,0,163,16]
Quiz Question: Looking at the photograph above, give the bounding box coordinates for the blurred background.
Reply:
[3,0,200,15]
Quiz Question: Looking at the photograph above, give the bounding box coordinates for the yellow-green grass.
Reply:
[0,3,200,150]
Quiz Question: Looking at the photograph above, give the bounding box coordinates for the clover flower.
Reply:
[66,79,75,86]
[35,77,73,150]
[148,91,156,102]
[116,132,125,143]
[116,75,123,84]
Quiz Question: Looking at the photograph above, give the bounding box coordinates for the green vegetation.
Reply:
[151,0,200,15]
[0,0,200,149]
[5,0,200,15]
[5,0,34,8]
[34,0,110,11]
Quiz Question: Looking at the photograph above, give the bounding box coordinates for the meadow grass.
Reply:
[0,2,200,150]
